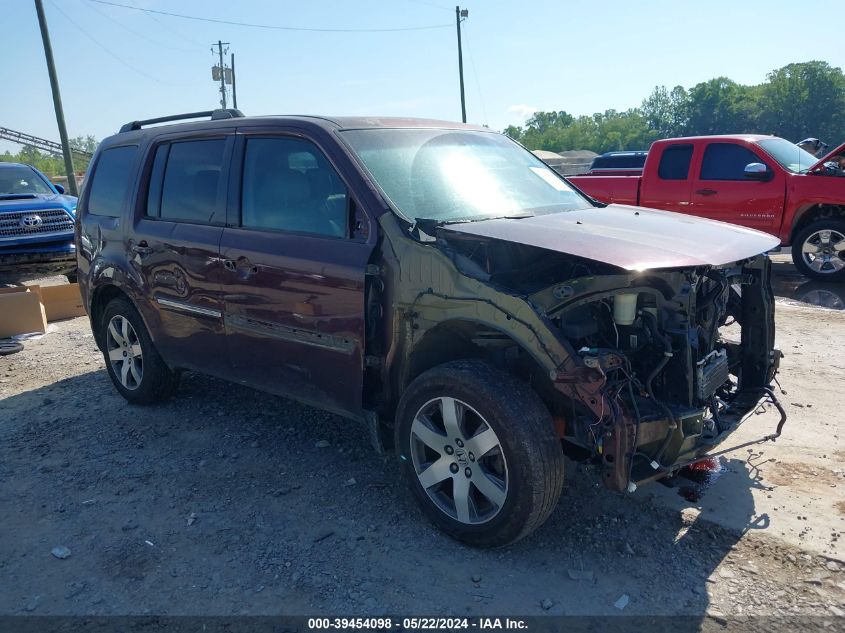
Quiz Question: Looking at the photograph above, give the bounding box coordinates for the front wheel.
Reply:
[791,219,845,281]
[100,297,179,404]
[395,360,564,547]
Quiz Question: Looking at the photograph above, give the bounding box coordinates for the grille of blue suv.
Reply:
[0,209,74,239]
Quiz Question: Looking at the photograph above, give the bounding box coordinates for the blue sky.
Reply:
[4,0,845,148]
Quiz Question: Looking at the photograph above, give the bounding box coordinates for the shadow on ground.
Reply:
[0,369,778,626]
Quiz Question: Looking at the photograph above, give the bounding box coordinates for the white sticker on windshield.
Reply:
[530,166,570,191]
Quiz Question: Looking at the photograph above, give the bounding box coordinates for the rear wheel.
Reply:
[791,219,845,281]
[100,297,179,404]
[395,360,564,547]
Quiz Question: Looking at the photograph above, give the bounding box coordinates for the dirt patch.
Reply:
[837,501,845,516]
[765,461,841,488]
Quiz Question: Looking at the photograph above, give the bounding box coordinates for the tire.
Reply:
[0,340,24,356]
[791,219,845,282]
[395,359,564,547]
[100,297,179,404]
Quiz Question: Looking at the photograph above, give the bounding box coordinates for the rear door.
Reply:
[220,131,375,417]
[688,142,785,233]
[131,133,234,375]
[639,143,694,213]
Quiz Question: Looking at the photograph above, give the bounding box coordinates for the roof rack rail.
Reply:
[118,109,244,133]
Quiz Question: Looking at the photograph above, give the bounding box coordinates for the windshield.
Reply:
[757,138,818,173]
[0,165,53,196]
[340,128,592,223]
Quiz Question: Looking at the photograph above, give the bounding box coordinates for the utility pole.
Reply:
[212,40,230,109]
[455,6,468,123]
[34,0,77,196]
[231,53,238,110]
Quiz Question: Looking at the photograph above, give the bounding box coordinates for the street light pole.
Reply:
[455,6,468,123]
[33,0,77,196]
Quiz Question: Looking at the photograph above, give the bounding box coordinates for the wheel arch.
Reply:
[393,318,564,425]
[89,283,155,351]
[789,203,845,244]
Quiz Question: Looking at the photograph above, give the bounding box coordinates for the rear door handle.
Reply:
[129,239,153,256]
[695,188,718,196]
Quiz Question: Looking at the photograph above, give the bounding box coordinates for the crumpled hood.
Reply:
[443,204,780,271]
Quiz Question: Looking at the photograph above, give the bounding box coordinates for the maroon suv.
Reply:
[77,110,785,546]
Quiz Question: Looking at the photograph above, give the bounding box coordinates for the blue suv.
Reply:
[0,162,78,281]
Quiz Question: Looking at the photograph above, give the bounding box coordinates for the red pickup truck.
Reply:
[568,135,845,281]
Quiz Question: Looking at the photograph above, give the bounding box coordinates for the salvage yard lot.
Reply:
[1,263,844,620]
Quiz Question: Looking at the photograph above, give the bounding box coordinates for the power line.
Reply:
[77,0,197,54]
[86,0,453,33]
[47,0,181,85]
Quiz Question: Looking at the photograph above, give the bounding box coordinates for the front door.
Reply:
[220,134,374,417]
[688,142,785,234]
[132,135,234,375]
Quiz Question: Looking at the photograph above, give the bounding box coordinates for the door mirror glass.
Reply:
[744,162,771,181]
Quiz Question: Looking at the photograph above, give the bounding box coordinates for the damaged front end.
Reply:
[535,256,786,491]
[433,221,786,493]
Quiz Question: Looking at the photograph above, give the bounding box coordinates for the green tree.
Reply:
[758,61,845,142]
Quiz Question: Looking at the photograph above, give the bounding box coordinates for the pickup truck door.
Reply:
[639,143,694,213]
[219,132,375,418]
[688,142,784,234]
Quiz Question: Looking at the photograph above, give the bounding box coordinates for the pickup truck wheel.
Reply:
[101,297,179,404]
[792,220,845,281]
[395,360,564,547]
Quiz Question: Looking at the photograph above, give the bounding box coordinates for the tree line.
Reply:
[0,135,97,176]
[504,61,845,154]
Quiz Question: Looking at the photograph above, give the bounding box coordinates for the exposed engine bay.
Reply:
[437,231,786,492]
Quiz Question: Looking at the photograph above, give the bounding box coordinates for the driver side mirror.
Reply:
[744,162,772,181]
[53,183,66,194]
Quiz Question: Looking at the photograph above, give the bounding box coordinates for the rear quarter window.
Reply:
[86,145,138,217]
[657,144,693,180]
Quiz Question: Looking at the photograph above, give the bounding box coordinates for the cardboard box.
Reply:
[40,283,86,322]
[0,286,48,338]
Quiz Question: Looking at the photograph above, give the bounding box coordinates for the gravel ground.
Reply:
[0,268,844,623]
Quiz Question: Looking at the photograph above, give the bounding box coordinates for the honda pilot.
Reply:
[76,110,786,546]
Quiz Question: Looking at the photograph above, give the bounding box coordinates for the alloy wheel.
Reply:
[801,229,845,274]
[409,396,509,525]
[106,315,143,390]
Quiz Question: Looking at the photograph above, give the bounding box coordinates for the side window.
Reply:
[657,144,693,180]
[241,137,348,238]
[86,146,137,217]
[145,144,168,218]
[158,139,227,224]
[700,143,764,181]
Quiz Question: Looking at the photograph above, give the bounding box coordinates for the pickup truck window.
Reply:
[0,165,53,196]
[757,138,817,173]
[340,128,592,223]
[657,144,693,180]
[87,145,138,218]
[700,143,765,181]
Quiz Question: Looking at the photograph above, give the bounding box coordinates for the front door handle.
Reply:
[223,258,258,279]
[695,188,718,196]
